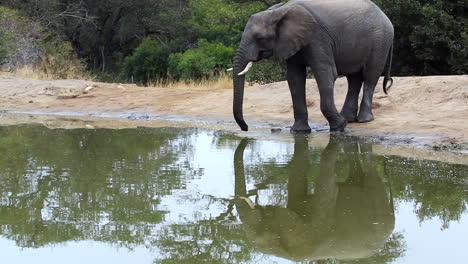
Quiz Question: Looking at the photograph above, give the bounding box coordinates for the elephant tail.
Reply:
[383,44,393,95]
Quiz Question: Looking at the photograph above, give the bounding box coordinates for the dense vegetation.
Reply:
[0,0,466,84]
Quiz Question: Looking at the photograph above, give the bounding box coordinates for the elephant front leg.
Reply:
[314,69,347,132]
[287,62,311,133]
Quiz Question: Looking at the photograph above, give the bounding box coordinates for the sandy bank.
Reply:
[0,75,467,149]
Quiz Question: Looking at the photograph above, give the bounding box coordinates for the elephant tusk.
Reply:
[226,68,233,72]
[239,196,256,209]
[238,61,253,76]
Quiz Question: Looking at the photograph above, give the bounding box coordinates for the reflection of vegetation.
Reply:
[0,125,197,248]
[154,218,252,263]
[0,125,467,263]
[385,156,468,229]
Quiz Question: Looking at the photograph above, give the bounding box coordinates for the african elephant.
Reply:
[233,135,395,261]
[233,0,394,132]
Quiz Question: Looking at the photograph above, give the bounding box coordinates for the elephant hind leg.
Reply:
[341,74,363,123]
[358,73,380,123]
[358,46,389,123]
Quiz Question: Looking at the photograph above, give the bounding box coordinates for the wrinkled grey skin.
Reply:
[234,135,395,261]
[233,0,394,132]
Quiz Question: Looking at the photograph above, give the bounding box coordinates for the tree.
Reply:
[374,0,468,75]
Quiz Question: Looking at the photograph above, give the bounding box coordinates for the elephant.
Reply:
[233,135,395,261]
[232,0,394,132]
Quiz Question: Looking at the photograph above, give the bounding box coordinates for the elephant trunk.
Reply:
[233,49,250,131]
[234,139,249,197]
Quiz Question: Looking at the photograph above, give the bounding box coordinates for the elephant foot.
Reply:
[340,110,358,123]
[357,111,374,123]
[329,117,347,132]
[291,120,312,133]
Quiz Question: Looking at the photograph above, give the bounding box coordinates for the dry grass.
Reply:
[0,64,94,81]
[0,66,236,90]
[149,75,234,90]
[0,65,42,79]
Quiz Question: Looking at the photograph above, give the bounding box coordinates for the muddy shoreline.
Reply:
[0,75,467,156]
[1,111,467,166]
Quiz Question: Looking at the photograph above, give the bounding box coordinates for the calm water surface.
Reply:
[0,125,467,263]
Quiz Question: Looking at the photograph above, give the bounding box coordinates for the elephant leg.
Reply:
[341,74,363,123]
[287,62,311,133]
[358,73,380,123]
[358,48,389,122]
[287,135,310,213]
[314,69,347,132]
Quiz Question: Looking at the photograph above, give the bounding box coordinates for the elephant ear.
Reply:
[273,5,315,60]
[267,2,285,10]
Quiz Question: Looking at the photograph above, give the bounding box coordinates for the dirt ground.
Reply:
[0,75,467,149]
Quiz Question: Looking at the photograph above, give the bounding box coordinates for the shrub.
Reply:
[0,6,90,79]
[0,32,9,64]
[373,0,468,75]
[246,59,285,84]
[39,38,90,79]
[0,6,43,69]
[168,50,214,80]
[122,38,171,84]
[168,39,234,81]
[190,0,265,46]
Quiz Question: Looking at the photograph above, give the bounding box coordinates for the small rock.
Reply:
[271,128,282,133]
[57,94,78,99]
[28,100,33,103]
[83,85,96,94]
[306,98,314,107]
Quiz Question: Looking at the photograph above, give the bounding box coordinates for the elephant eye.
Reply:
[257,35,274,43]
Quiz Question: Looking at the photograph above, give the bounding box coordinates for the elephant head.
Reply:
[233,3,316,131]
[233,135,395,261]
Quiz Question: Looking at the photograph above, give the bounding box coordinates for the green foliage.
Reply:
[40,38,90,79]
[245,59,285,84]
[373,0,468,75]
[190,0,266,45]
[1,0,466,81]
[168,39,235,81]
[122,38,172,84]
[0,6,43,68]
[0,32,9,64]
[0,7,15,63]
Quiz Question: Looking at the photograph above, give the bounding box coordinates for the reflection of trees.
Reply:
[0,125,197,248]
[1,125,467,263]
[384,156,468,229]
[154,217,251,263]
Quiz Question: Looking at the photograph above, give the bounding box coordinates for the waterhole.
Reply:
[0,124,467,263]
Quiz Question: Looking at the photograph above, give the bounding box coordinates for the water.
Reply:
[0,124,467,264]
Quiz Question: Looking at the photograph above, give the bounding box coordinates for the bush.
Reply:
[168,39,234,81]
[190,0,265,46]
[373,0,468,75]
[246,59,285,84]
[0,32,9,64]
[39,38,90,79]
[122,38,171,84]
[0,6,43,69]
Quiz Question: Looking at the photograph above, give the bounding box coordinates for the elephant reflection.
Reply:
[234,135,395,261]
